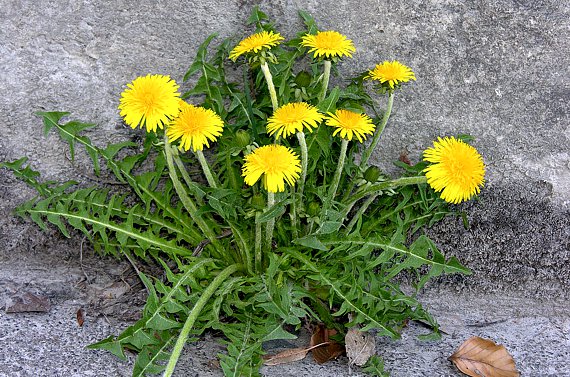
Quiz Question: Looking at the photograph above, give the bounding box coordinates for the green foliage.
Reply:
[362,355,390,377]
[1,8,477,377]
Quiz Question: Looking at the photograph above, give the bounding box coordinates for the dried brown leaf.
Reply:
[95,281,131,299]
[76,308,85,327]
[263,343,327,366]
[310,324,345,364]
[449,336,520,377]
[399,149,412,165]
[345,328,376,366]
[207,358,220,369]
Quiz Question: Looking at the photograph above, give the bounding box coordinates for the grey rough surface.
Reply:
[1,245,568,377]
[1,0,569,376]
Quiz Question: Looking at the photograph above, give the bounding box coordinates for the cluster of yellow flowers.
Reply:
[118,29,484,203]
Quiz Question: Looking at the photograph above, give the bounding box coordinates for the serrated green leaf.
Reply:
[285,248,399,338]
[133,335,176,377]
[184,33,218,81]
[247,6,268,26]
[316,221,342,234]
[298,10,318,34]
[146,313,181,331]
[101,141,137,160]
[261,320,297,342]
[292,235,329,251]
[36,111,70,135]
[317,87,340,113]
[417,331,442,341]
[86,335,126,360]
[257,199,291,223]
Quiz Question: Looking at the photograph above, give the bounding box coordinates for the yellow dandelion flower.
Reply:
[242,145,301,193]
[229,31,284,61]
[267,102,325,139]
[423,136,485,204]
[166,102,224,152]
[118,74,181,133]
[325,109,375,142]
[300,31,356,59]
[365,60,416,89]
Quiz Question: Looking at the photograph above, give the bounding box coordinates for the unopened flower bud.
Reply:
[236,129,251,148]
[307,201,321,217]
[251,193,266,210]
[294,71,312,87]
[364,166,381,183]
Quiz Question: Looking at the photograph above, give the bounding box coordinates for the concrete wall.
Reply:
[1,0,568,298]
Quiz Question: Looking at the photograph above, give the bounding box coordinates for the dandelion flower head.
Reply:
[423,136,485,204]
[325,109,375,143]
[166,102,224,152]
[365,61,416,89]
[267,102,324,139]
[300,31,356,60]
[119,74,181,133]
[229,31,284,61]
[242,145,301,193]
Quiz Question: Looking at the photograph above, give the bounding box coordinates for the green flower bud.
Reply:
[236,129,251,148]
[294,71,312,87]
[251,193,266,210]
[307,201,321,217]
[364,166,381,183]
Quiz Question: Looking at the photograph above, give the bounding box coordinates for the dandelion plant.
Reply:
[2,8,485,377]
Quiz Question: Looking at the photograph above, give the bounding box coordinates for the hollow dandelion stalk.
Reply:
[322,138,348,218]
[260,62,279,111]
[360,92,394,168]
[296,131,309,199]
[265,191,275,252]
[195,150,218,188]
[319,60,332,102]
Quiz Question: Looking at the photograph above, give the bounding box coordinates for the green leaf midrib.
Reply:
[65,195,192,243]
[25,208,191,256]
[323,239,466,274]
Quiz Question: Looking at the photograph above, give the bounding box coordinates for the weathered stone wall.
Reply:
[1,0,568,297]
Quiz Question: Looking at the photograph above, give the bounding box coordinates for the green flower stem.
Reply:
[172,149,204,207]
[195,149,218,188]
[295,131,310,234]
[255,211,263,272]
[297,132,309,200]
[318,60,332,103]
[296,131,308,206]
[163,263,241,377]
[323,139,348,217]
[265,191,275,251]
[164,138,226,259]
[360,92,394,168]
[344,193,378,234]
[260,61,278,111]
[290,186,299,240]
